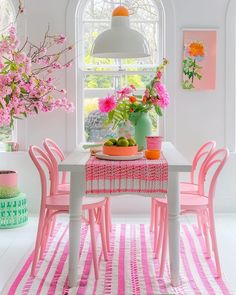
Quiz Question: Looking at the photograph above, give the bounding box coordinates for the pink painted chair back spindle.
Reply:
[188,140,216,190]
[43,138,67,193]
[29,145,57,197]
[199,148,229,204]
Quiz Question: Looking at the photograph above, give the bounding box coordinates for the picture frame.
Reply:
[182,28,217,90]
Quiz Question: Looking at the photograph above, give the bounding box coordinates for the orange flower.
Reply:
[187,41,204,57]
[129,96,136,103]
[142,96,147,104]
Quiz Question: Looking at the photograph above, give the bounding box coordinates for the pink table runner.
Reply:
[85,153,168,197]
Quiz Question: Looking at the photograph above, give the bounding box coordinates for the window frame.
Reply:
[76,0,164,143]
[66,0,176,152]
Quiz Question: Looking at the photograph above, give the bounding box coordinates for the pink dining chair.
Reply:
[153,148,229,278]
[150,140,216,234]
[29,145,108,279]
[43,138,112,250]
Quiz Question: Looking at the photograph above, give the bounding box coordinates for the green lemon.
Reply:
[128,138,136,146]
[104,140,113,146]
[118,136,126,141]
[117,139,129,147]
[109,138,117,145]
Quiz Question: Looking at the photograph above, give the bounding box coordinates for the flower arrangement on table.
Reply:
[98,58,170,148]
[0,6,74,128]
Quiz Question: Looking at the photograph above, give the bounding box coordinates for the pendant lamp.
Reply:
[91,6,150,58]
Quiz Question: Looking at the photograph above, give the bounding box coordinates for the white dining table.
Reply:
[58,141,191,288]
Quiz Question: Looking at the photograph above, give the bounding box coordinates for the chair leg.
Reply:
[155,206,165,259]
[100,206,108,260]
[105,203,110,252]
[105,199,111,252]
[209,210,222,278]
[153,204,159,252]
[150,199,155,232]
[31,208,46,276]
[197,214,203,236]
[159,207,168,277]
[39,210,52,260]
[202,211,211,258]
[88,209,99,280]
[50,213,57,237]
[105,198,112,233]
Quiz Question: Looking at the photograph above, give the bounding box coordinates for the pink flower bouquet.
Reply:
[0,25,74,128]
[98,59,170,129]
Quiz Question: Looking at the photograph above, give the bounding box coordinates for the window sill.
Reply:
[0,150,27,155]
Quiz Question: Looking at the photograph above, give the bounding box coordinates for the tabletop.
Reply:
[59,142,191,173]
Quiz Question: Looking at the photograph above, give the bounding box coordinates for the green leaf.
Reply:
[182,80,195,90]
[194,72,202,80]
[154,105,163,116]
[5,95,10,105]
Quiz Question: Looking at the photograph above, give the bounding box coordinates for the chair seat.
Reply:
[46,194,70,210]
[154,193,208,210]
[58,183,70,194]
[46,195,106,210]
[180,182,198,194]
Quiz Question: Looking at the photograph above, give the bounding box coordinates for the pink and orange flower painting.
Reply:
[182,30,217,90]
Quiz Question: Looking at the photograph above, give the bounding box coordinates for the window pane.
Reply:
[84,98,116,142]
[121,73,154,89]
[0,0,15,34]
[0,126,12,142]
[85,74,114,88]
[83,0,158,21]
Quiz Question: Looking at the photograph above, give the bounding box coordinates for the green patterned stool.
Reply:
[0,193,28,229]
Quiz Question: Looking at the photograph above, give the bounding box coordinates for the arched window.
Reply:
[0,0,15,147]
[76,0,164,142]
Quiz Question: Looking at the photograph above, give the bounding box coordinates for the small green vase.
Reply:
[134,112,152,150]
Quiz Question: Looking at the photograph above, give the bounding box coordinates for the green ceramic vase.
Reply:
[134,112,152,150]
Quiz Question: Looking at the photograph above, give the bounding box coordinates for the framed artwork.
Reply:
[182,29,217,90]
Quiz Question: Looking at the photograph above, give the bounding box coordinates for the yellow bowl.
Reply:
[103,145,138,156]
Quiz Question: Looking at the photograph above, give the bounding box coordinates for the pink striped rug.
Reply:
[3,223,234,295]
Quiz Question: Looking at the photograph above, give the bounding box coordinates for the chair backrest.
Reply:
[29,145,57,201]
[199,148,229,206]
[43,138,66,189]
[191,141,216,184]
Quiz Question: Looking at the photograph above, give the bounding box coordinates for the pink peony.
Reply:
[154,82,170,108]
[98,95,116,113]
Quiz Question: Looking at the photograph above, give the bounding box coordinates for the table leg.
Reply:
[167,171,180,286]
[68,171,83,288]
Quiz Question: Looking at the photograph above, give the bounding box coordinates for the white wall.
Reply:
[0,0,235,214]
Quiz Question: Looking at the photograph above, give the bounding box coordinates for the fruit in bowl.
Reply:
[103,137,138,156]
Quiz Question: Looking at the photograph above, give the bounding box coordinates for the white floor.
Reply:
[0,214,236,294]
